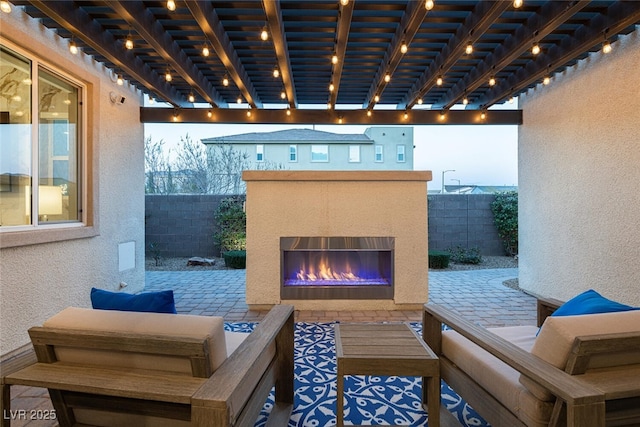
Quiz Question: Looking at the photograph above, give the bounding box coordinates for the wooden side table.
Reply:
[335,323,440,427]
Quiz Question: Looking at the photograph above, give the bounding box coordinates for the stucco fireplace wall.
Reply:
[243,171,432,311]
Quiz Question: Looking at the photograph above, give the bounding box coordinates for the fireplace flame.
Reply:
[295,256,368,282]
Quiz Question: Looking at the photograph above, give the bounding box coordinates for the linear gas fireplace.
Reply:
[281,237,394,300]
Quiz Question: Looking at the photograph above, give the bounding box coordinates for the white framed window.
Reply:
[348,145,360,163]
[256,144,264,162]
[1,44,84,230]
[375,145,384,162]
[396,145,406,162]
[311,145,329,162]
[289,145,297,162]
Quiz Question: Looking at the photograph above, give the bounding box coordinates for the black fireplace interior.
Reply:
[281,237,394,300]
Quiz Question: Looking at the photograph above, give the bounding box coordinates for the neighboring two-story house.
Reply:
[201,126,414,171]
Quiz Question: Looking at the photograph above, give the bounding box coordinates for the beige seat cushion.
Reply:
[43,307,234,375]
[443,325,553,427]
[521,310,640,401]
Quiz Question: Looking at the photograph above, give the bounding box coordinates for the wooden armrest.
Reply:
[4,363,205,404]
[192,304,294,421]
[423,303,604,407]
[536,296,564,326]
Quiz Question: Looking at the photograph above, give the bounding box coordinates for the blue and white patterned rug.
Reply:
[225,321,489,427]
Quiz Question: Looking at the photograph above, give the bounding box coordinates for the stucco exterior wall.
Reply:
[519,29,640,305]
[0,10,145,355]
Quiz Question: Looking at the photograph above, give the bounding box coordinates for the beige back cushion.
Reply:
[43,307,228,375]
[521,310,640,401]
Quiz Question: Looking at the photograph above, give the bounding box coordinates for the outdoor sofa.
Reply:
[1,304,294,427]
[423,295,640,427]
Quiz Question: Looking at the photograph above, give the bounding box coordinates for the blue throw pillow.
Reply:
[552,289,638,317]
[90,287,177,314]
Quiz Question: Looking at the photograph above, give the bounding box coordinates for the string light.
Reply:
[543,75,550,85]
[165,70,172,82]
[286,108,291,116]
[489,76,496,86]
[188,92,195,103]
[439,110,446,120]
[281,90,286,99]
[116,75,124,86]
[374,95,380,102]
[465,43,473,55]
[246,109,252,117]
[149,97,155,104]
[327,102,332,110]
[513,0,523,8]
[69,40,78,55]
[508,96,515,104]
[167,0,176,12]
[531,43,541,55]
[417,99,423,105]
[602,40,612,54]
[125,35,134,50]
[331,54,338,65]
[338,116,343,124]
[367,110,372,117]
[207,110,212,118]
[400,42,408,54]
[172,110,179,122]
[260,28,269,41]
[480,111,486,120]
[222,76,229,86]
[403,112,409,120]
[329,82,335,92]
[237,96,242,104]
[425,0,435,11]
[340,0,349,5]
[273,67,280,78]
[384,73,391,83]
[202,45,210,57]
[436,76,443,86]
[1,1,12,13]
[462,96,469,105]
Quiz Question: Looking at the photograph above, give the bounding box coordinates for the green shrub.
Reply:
[491,191,518,256]
[224,250,246,269]
[447,245,482,265]
[213,197,246,254]
[428,250,450,269]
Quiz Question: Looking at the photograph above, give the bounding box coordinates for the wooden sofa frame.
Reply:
[423,298,640,427]
[1,304,295,427]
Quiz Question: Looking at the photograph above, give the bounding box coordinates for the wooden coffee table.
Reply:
[335,323,440,427]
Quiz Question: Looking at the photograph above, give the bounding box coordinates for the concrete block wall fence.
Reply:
[145,193,507,258]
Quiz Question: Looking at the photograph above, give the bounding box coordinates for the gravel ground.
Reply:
[146,255,518,272]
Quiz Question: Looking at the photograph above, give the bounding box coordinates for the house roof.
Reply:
[13,1,640,125]
[202,128,372,144]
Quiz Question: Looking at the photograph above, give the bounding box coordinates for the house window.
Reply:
[0,45,83,229]
[375,145,383,162]
[311,145,329,162]
[256,144,264,162]
[289,145,297,162]
[348,145,360,163]
[396,145,406,162]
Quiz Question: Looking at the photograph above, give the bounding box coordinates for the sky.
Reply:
[144,105,518,192]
